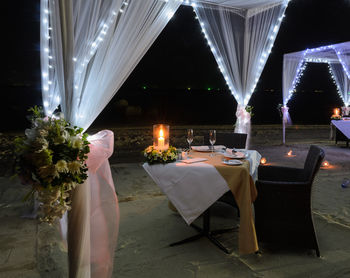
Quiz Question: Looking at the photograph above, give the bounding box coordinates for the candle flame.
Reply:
[260,157,267,164]
[159,129,164,138]
[322,160,329,167]
[334,108,340,116]
[287,150,293,156]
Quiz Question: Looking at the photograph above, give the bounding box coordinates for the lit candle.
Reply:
[322,160,329,167]
[158,129,165,150]
[334,108,340,116]
[260,157,267,165]
[287,150,293,156]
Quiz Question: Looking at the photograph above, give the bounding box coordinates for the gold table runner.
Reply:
[190,150,258,255]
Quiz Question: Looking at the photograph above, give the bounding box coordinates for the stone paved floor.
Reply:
[0,140,349,277]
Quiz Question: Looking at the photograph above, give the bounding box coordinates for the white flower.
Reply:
[67,161,81,174]
[55,160,68,173]
[61,130,70,140]
[25,128,37,141]
[34,137,49,152]
[71,136,83,149]
[38,129,48,137]
[53,136,65,145]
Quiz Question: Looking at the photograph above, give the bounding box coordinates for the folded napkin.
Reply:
[180,158,208,164]
[226,148,245,157]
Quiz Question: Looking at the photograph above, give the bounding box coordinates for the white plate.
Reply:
[223,151,247,159]
[192,145,225,152]
[222,159,243,166]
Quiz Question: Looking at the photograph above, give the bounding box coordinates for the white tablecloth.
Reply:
[143,150,261,225]
[332,120,350,139]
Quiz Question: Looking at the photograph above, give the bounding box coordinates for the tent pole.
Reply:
[283,118,286,145]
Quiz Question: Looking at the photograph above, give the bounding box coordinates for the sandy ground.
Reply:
[0,137,350,277]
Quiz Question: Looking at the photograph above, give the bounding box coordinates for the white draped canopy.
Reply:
[40,0,290,277]
[282,41,350,143]
[283,41,350,107]
[41,0,290,132]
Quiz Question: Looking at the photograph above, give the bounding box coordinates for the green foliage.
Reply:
[277,104,283,118]
[245,105,254,117]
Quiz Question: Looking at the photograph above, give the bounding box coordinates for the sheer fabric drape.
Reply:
[194,1,288,141]
[40,1,181,277]
[42,0,181,129]
[330,64,350,106]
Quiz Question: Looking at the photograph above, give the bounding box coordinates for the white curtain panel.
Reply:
[193,0,289,136]
[41,0,181,130]
[282,51,306,106]
[330,63,350,106]
[333,42,350,80]
[40,1,182,277]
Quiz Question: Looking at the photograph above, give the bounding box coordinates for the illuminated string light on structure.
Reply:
[40,0,53,115]
[191,0,291,107]
[282,41,350,144]
[284,42,350,107]
[327,63,349,106]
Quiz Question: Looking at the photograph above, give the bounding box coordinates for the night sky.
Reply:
[3,0,350,131]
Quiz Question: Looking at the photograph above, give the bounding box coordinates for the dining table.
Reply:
[143,146,261,255]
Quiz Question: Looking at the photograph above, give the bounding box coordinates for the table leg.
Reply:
[169,208,237,254]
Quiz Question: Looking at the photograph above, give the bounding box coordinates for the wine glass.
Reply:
[187,129,193,151]
[209,130,216,157]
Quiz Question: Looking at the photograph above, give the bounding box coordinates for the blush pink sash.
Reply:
[65,130,119,278]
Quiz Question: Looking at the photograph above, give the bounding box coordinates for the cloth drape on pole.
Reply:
[282,41,350,144]
[193,0,289,146]
[40,0,181,277]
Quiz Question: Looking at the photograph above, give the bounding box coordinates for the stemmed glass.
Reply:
[209,130,216,157]
[187,129,193,152]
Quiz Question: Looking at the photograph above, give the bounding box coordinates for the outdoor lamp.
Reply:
[153,124,169,151]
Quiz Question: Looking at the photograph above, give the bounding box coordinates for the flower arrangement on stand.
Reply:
[143,145,177,164]
[14,106,90,224]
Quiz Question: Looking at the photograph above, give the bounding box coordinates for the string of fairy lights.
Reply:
[41,0,183,117]
[41,0,349,117]
[284,44,350,107]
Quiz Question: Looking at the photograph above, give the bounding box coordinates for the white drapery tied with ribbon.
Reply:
[63,130,119,278]
[342,106,350,116]
[281,106,291,144]
[234,105,251,148]
[281,106,291,125]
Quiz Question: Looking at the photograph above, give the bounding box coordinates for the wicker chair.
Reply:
[203,132,247,149]
[204,132,248,215]
[254,145,325,257]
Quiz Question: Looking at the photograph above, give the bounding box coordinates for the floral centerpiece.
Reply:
[331,114,342,120]
[143,145,177,164]
[14,106,90,224]
[331,108,342,120]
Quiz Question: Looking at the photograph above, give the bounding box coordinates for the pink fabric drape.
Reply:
[67,130,119,278]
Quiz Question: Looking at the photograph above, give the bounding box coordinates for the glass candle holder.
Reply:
[153,124,169,151]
